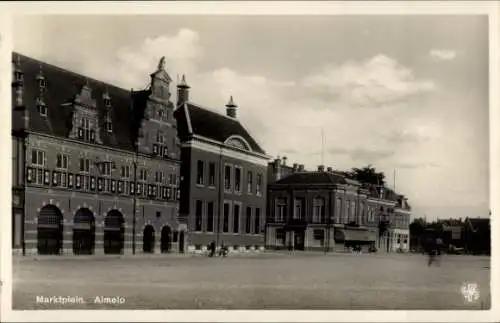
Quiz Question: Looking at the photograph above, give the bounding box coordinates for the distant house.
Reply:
[463,217,490,255]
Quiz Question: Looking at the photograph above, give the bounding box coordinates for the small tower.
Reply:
[12,54,24,108]
[177,74,190,107]
[226,96,237,118]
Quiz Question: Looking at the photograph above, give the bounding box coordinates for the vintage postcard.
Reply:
[0,1,498,322]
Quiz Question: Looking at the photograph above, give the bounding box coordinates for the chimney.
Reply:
[326,166,333,172]
[292,163,298,172]
[226,96,237,118]
[177,74,190,107]
[282,156,288,166]
[298,164,305,171]
[318,165,325,172]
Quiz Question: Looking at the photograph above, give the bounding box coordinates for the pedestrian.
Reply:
[427,236,438,266]
[209,241,216,258]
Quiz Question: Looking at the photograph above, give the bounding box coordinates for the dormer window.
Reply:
[102,91,112,108]
[36,98,47,117]
[37,76,46,89]
[105,111,113,132]
[78,118,95,142]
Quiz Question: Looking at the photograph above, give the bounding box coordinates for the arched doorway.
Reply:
[143,225,155,253]
[73,208,95,255]
[104,210,125,254]
[161,226,172,253]
[37,205,64,255]
[179,231,185,253]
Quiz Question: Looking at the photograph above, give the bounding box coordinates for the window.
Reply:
[223,202,230,233]
[207,202,214,232]
[155,171,164,183]
[233,204,240,233]
[224,165,232,191]
[56,153,68,169]
[31,149,45,166]
[100,162,111,176]
[79,158,91,173]
[105,111,112,132]
[196,160,204,185]
[254,208,261,234]
[121,165,131,178]
[351,201,356,223]
[335,198,342,223]
[195,200,203,232]
[293,198,304,220]
[313,229,325,246]
[275,198,287,222]
[247,171,253,194]
[344,201,350,224]
[156,211,161,218]
[235,167,242,193]
[139,169,147,181]
[256,174,262,196]
[246,207,252,234]
[79,118,94,142]
[208,162,215,186]
[312,198,325,223]
[37,99,47,116]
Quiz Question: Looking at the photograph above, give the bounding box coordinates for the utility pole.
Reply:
[216,146,223,250]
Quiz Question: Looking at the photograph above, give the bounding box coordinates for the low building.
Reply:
[12,53,184,256]
[174,77,271,253]
[266,165,411,252]
[463,217,490,255]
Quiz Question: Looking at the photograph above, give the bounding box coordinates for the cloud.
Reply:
[14,25,486,220]
[395,162,441,169]
[327,147,395,162]
[302,54,436,107]
[383,129,430,145]
[429,49,457,61]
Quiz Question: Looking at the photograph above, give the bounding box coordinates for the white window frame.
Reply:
[31,149,45,167]
[234,166,243,194]
[224,164,233,192]
[55,153,69,170]
[79,158,91,174]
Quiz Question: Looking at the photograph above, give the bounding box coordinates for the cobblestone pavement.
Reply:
[12,252,490,310]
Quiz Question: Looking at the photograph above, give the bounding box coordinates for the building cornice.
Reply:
[20,131,181,164]
[181,136,270,166]
[192,135,272,160]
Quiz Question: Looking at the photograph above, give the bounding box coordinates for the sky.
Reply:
[12,15,490,221]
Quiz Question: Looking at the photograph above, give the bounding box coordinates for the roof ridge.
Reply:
[188,101,241,123]
[14,52,133,94]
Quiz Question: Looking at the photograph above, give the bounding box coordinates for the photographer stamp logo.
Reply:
[460,282,480,303]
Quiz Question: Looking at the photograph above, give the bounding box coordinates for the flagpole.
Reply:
[321,128,324,166]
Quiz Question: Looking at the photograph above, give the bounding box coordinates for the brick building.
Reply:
[11,53,185,256]
[174,77,271,252]
[266,163,411,252]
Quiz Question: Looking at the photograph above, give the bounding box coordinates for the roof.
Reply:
[467,218,490,233]
[12,52,145,152]
[272,171,349,185]
[174,102,266,155]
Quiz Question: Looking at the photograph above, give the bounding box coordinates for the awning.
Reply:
[335,228,376,242]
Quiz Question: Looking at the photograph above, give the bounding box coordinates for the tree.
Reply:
[345,164,386,186]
